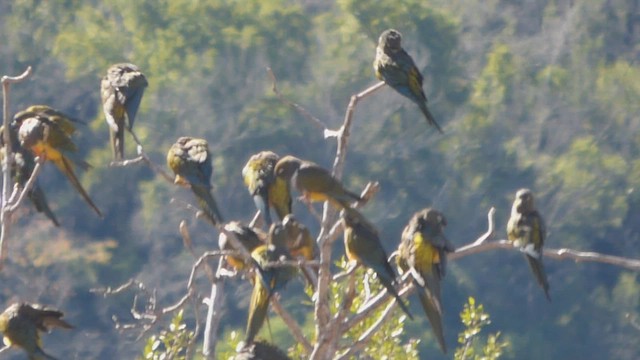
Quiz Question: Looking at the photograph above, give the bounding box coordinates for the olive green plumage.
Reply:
[245,224,297,344]
[242,151,292,225]
[397,208,455,353]
[219,221,265,271]
[101,63,148,160]
[274,155,362,209]
[15,105,102,218]
[167,137,223,225]
[282,214,318,286]
[342,207,413,320]
[0,125,59,226]
[234,340,291,360]
[0,303,73,360]
[373,29,443,133]
[507,188,551,301]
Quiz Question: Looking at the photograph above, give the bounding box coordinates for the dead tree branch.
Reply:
[450,207,640,271]
[271,295,313,354]
[267,67,329,131]
[0,66,33,270]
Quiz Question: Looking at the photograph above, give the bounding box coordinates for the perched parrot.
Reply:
[218,221,265,272]
[373,29,443,133]
[234,340,291,360]
[245,224,297,344]
[341,207,413,319]
[167,137,223,225]
[0,302,73,360]
[282,214,318,286]
[507,188,551,301]
[0,125,59,226]
[242,151,292,225]
[15,105,103,217]
[100,63,148,160]
[274,155,362,209]
[397,208,455,353]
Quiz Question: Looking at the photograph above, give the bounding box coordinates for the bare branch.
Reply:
[1,66,33,270]
[330,81,385,179]
[267,67,329,131]
[449,207,640,271]
[336,298,399,360]
[110,135,174,184]
[6,159,43,212]
[343,281,414,332]
[271,295,313,354]
[203,259,227,359]
[544,248,640,271]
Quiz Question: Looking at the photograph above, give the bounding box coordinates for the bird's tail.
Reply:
[109,125,125,160]
[253,192,272,226]
[332,189,364,209]
[58,156,103,218]
[245,280,272,344]
[29,183,60,227]
[192,184,224,226]
[418,102,444,134]
[29,347,58,360]
[416,281,447,353]
[525,254,551,302]
[378,275,413,320]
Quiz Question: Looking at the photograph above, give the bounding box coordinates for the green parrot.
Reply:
[15,105,103,217]
[373,29,443,133]
[245,223,297,344]
[167,137,223,225]
[219,221,265,272]
[0,125,59,226]
[274,155,362,209]
[282,214,318,286]
[100,63,148,160]
[234,340,291,360]
[0,302,73,360]
[507,188,551,301]
[242,151,292,225]
[397,208,455,353]
[341,207,413,319]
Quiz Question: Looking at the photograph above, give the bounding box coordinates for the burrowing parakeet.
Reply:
[274,155,362,209]
[507,188,551,301]
[15,105,102,217]
[342,207,413,319]
[167,137,223,225]
[397,208,455,353]
[245,224,297,344]
[100,63,148,160]
[0,124,59,226]
[0,302,73,360]
[373,29,443,133]
[242,151,292,225]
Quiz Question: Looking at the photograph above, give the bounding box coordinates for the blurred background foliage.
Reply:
[1,0,639,358]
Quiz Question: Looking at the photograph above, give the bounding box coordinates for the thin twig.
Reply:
[267,67,328,131]
[271,295,313,353]
[6,159,43,212]
[110,136,174,184]
[336,298,398,360]
[343,283,414,332]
